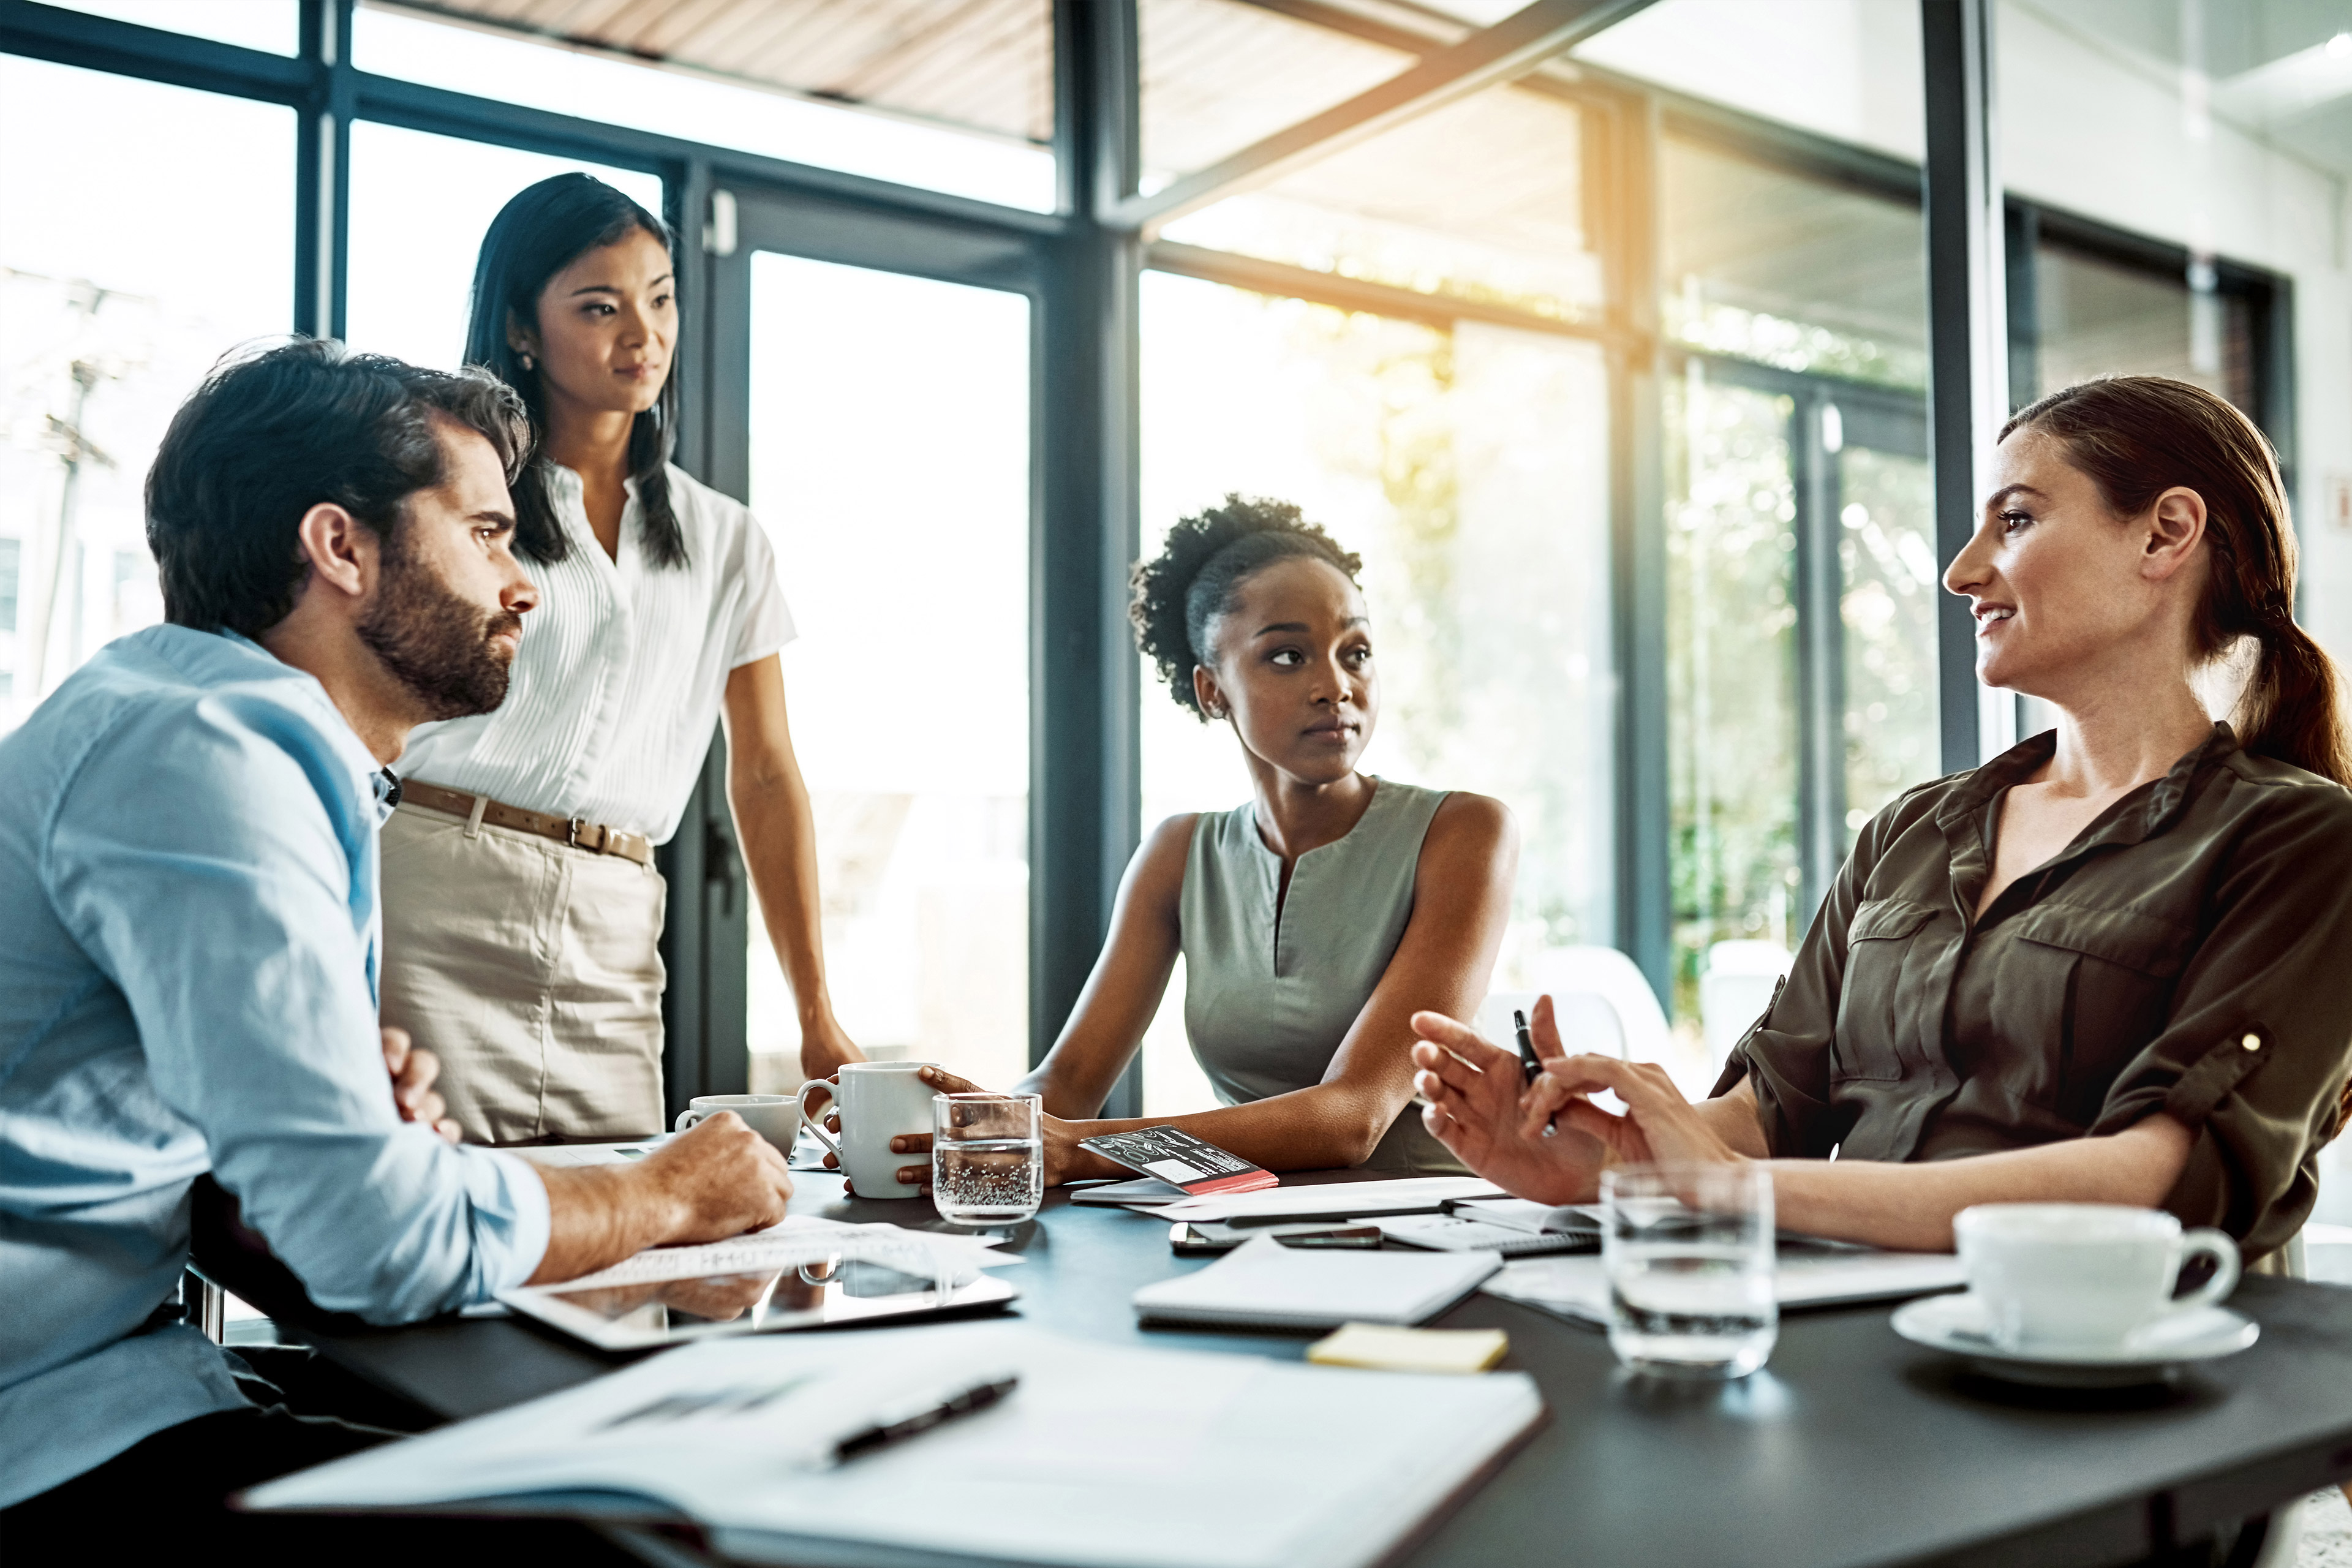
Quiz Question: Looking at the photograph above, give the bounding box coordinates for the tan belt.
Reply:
[399,780,654,867]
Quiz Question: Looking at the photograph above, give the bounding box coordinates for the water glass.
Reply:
[930,1093,1043,1227]
[1602,1163,1777,1380]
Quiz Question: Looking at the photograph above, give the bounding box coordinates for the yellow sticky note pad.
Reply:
[1306,1323,1508,1374]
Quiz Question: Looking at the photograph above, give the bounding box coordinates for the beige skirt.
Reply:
[378,799,668,1145]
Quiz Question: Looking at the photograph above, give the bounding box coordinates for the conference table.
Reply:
[266,1170,2352,1568]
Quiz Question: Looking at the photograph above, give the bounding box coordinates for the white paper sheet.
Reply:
[1153,1176,1506,1225]
[550,1215,1018,1292]
[244,1324,1545,1568]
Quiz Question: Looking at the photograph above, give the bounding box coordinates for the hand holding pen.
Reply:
[1515,1001,1564,1138]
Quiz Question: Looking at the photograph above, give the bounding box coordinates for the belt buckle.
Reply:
[567,816,595,852]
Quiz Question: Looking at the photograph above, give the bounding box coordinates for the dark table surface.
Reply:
[289,1171,2352,1568]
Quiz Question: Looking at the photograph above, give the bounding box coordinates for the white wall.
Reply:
[1999,1,2352,665]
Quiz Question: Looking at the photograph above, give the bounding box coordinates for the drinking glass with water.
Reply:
[930,1093,1044,1227]
[1601,1163,1776,1379]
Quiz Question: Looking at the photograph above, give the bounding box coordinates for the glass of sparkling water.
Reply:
[1601,1163,1776,1380]
[930,1093,1044,1227]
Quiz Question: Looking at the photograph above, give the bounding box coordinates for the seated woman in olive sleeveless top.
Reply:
[892,497,1516,1188]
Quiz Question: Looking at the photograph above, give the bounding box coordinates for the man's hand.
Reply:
[635,1112,795,1244]
[381,1027,459,1144]
[528,1112,794,1286]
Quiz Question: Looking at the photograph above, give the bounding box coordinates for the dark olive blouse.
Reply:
[1717,724,2352,1259]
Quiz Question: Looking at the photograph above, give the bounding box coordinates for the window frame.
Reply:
[0,0,2297,1061]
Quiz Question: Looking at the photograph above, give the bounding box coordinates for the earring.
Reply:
[518,352,535,372]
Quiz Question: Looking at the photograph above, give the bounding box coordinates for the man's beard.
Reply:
[356,530,520,721]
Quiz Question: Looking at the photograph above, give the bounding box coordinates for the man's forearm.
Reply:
[526,1164,686,1284]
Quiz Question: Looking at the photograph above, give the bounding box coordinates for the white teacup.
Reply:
[797,1061,943,1198]
[674,1093,803,1158]
[1954,1203,2240,1352]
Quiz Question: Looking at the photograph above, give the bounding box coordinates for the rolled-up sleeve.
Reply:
[2088,782,2352,1257]
[45,696,549,1320]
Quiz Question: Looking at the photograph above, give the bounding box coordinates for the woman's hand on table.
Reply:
[835,1065,1102,1194]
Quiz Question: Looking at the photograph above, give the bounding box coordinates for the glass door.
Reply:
[709,194,1039,1096]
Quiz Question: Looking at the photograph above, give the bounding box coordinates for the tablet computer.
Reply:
[502,1253,1019,1352]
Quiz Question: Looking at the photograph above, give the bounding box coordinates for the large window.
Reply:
[1658,130,1934,1041]
[1137,271,1611,1112]
[744,255,1032,1094]
[344,125,663,372]
[3,0,2311,1127]
[0,56,293,729]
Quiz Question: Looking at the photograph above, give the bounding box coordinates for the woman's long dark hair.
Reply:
[2003,375,2352,788]
[463,173,686,568]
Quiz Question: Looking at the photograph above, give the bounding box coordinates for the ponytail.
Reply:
[2002,376,2352,788]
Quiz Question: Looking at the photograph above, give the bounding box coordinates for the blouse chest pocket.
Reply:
[1833,896,1940,1082]
[2005,904,2192,1118]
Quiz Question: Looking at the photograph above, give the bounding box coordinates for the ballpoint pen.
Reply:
[1516,1008,1560,1139]
[829,1370,1020,1465]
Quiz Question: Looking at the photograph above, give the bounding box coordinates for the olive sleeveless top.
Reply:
[1178,778,1466,1175]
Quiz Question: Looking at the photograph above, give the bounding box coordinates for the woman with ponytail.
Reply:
[379,175,861,1145]
[1414,375,2352,1262]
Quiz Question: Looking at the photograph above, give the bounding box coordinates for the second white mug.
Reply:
[799,1061,943,1197]
[674,1093,803,1158]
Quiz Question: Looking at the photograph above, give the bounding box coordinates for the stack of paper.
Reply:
[1483,1251,1966,1326]
[244,1323,1545,1568]
[1134,1235,1501,1329]
[1154,1176,1506,1226]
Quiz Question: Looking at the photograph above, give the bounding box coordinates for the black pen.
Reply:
[830,1371,1019,1464]
[1515,1008,1539,1084]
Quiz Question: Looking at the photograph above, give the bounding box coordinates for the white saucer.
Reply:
[1891,1292,2259,1387]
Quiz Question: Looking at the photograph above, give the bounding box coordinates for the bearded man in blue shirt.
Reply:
[0,340,793,1556]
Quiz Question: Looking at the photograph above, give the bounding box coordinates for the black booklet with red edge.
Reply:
[1077,1127,1280,1197]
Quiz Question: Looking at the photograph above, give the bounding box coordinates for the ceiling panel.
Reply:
[369,0,1053,146]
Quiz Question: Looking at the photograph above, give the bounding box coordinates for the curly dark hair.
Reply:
[1128,494,1364,720]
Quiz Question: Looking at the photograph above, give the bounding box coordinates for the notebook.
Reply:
[1079,1128,1278,1196]
[1133,1235,1502,1329]
[243,1323,1546,1568]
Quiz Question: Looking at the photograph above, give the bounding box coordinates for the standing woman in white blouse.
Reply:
[381,173,862,1144]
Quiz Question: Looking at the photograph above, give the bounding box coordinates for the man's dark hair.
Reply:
[146,338,531,638]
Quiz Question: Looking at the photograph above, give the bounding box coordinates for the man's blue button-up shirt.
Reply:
[0,626,551,1505]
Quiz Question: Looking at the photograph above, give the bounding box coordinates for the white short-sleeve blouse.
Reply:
[397,462,795,845]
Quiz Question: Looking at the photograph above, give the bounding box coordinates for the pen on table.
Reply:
[828,1371,1019,1465]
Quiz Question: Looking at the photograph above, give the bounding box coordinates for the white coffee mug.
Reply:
[674,1093,803,1158]
[1954,1203,2240,1352]
[797,1062,943,1198]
